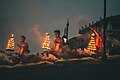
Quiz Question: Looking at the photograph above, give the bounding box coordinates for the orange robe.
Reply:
[17,42,28,54]
[52,37,63,54]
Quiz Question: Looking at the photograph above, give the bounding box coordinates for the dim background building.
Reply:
[68,15,120,55]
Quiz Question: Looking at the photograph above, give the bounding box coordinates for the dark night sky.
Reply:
[0,0,120,53]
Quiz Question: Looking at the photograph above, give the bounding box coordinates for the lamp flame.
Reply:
[42,33,51,50]
[6,34,15,51]
[87,32,96,51]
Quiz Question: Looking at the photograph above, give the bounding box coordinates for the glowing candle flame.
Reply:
[87,33,96,51]
[6,34,15,51]
[42,33,50,50]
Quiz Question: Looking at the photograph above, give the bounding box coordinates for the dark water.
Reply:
[0,59,120,80]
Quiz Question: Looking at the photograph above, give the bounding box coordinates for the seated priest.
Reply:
[17,35,30,63]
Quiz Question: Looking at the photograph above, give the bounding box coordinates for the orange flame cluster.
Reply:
[87,33,96,51]
[6,34,15,51]
[42,33,51,50]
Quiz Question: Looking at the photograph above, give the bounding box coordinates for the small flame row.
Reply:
[42,33,51,50]
[6,34,15,51]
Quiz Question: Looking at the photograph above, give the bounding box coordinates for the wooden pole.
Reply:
[102,0,107,62]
